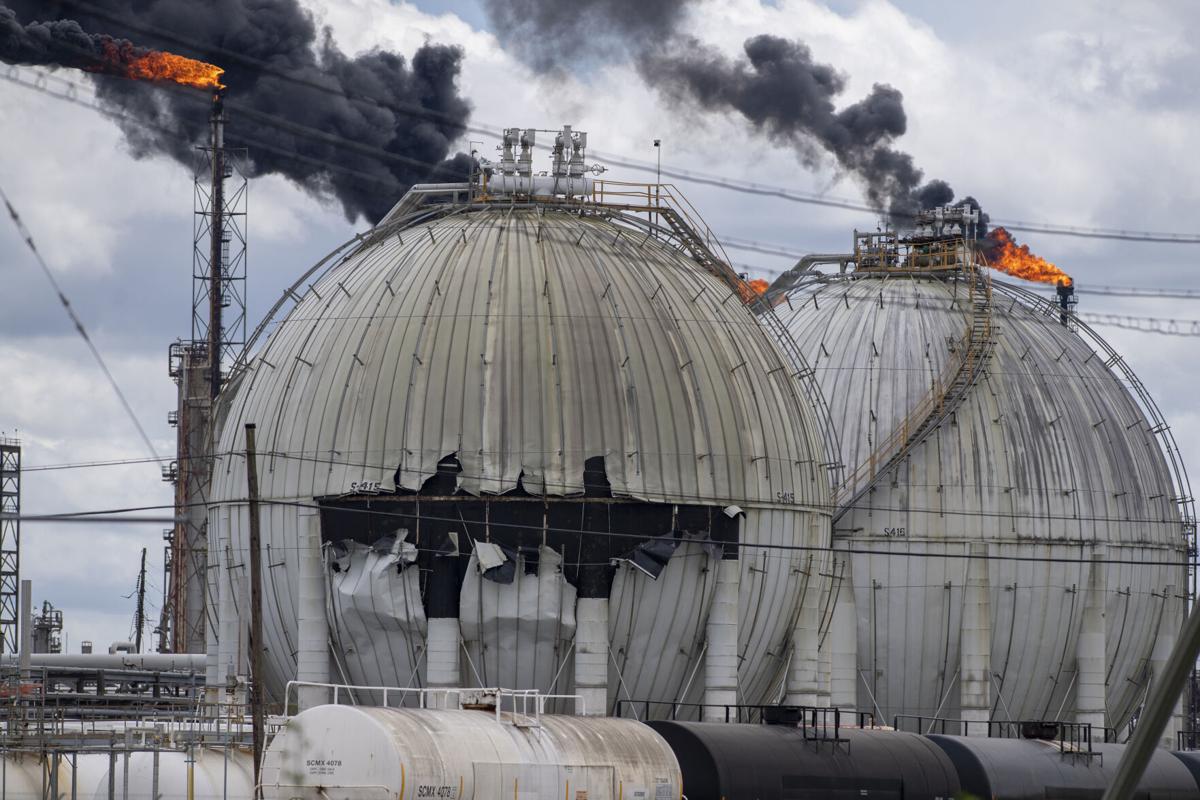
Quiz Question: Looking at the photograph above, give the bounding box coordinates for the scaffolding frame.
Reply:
[0,439,19,655]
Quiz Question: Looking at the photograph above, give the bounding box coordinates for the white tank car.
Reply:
[261,704,682,800]
[207,188,834,715]
[773,239,1191,737]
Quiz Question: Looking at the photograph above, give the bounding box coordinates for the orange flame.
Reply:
[734,277,770,304]
[984,227,1071,286]
[91,39,225,90]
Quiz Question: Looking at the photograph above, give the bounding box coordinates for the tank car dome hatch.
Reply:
[768,204,1193,737]
[206,126,835,717]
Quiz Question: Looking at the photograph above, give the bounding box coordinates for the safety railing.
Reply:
[615,699,875,731]
[589,179,729,263]
[282,681,585,724]
[836,252,993,509]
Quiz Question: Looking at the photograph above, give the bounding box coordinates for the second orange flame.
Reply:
[92,39,225,90]
[984,227,1071,286]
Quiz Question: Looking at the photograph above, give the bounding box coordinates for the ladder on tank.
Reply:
[835,254,995,513]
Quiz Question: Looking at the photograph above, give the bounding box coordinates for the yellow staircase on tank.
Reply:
[835,248,995,512]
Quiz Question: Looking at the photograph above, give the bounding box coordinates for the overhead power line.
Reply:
[0,183,160,459]
[11,69,1200,344]
[12,0,1200,248]
[4,498,1190,568]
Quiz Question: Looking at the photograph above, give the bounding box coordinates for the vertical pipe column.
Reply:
[1151,583,1184,748]
[574,553,611,718]
[204,505,221,700]
[18,580,30,679]
[816,630,832,709]
[785,554,820,706]
[704,548,740,721]
[426,553,462,694]
[1075,549,1107,729]
[208,93,225,401]
[960,543,992,736]
[574,596,609,717]
[295,509,330,711]
[830,555,858,712]
[216,507,241,697]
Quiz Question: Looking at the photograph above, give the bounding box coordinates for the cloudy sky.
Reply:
[1,0,1198,651]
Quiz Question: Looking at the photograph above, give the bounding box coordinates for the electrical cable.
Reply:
[0,182,160,459]
[10,496,1189,568]
[9,491,1193,536]
[9,3,1200,248]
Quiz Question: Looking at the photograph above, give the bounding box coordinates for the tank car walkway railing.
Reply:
[834,255,995,512]
[615,699,875,742]
[893,715,1106,757]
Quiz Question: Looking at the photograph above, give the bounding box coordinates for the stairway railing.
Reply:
[835,250,994,512]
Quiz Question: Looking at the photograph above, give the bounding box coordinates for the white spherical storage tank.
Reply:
[774,259,1192,735]
[261,704,681,800]
[208,201,833,715]
[89,749,254,800]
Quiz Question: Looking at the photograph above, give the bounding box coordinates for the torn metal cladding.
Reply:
[777,272,1191,735]
[207,204,833,713]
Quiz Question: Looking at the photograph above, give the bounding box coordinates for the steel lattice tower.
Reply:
[0,439,20,654]
[164,94,247,653]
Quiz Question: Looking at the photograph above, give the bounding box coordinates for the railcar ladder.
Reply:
[835,256,995,513]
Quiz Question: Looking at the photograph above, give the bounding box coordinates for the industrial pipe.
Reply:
[784,554,820,706]
[0,653,205,671]
[704,552,739,721]
[294,509,330,710]
[765,254,856,298]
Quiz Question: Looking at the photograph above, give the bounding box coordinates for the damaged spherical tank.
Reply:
[207,177,833,715]
[261,703,682,800]
[771,220,1192,737]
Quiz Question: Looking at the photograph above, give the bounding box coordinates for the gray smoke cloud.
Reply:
[642,35,953,218]
[482,0,697,72]
[483,0,978,221]
[0,0,473,223]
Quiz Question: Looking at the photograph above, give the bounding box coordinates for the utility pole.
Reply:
[244,423,265,798]
[133,547,147,653]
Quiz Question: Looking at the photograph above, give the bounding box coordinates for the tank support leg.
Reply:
[960,542,992,736]
[704,550,740,722]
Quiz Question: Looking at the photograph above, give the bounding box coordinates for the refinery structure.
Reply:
[3,113,1200,799]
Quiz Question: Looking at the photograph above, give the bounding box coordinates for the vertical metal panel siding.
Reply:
[208,208,833,702]
[781,275,1187,727]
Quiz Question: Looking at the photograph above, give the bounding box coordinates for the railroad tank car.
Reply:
[928,734,1199,798]
[648,719,961,800]
[206,142,834,716]
[260,703,682,800]
[771,209,1193,734]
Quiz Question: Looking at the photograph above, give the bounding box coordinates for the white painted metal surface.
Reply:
[703,558,739,720]
[575,597,609,716]
[208,207,833,708]
[261,704,681,800]
[778,274,1191,729]
[296,509,330,709]
[92,748,254,800]
[427,617,462,689]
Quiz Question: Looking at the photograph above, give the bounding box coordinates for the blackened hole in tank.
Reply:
[315,454,739,605]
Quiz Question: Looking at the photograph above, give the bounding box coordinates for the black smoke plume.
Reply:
[482,0,698,72]
[483,0,979,221]
[0,0,472,223]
